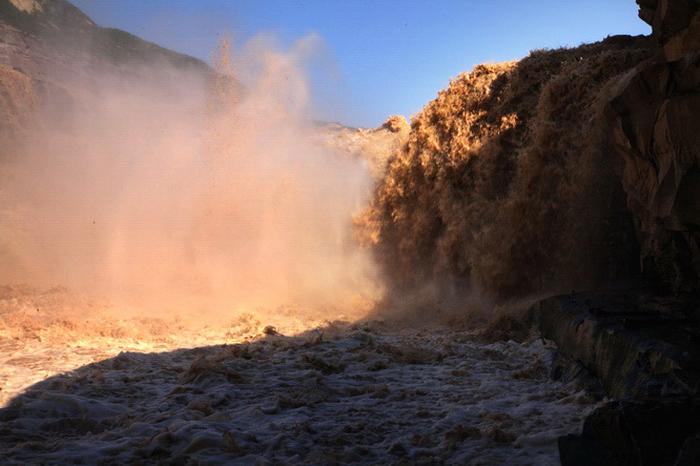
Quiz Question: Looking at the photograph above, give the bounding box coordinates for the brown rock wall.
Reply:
[607,1,700,292]
[637,0,700,60]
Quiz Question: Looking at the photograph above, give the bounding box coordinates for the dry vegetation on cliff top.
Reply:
[356,35,657,306]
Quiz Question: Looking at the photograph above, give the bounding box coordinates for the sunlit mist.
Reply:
[0,34,381,323]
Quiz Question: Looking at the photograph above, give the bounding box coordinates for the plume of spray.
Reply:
[0,33,380,322]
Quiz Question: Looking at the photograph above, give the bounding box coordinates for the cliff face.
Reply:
[0,0,232,145]
[0,0,211,74]
[0,0,252,292]
[609,0,700,292]
[358,36,656,305]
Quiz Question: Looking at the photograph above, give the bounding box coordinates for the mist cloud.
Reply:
[0,33,379,320]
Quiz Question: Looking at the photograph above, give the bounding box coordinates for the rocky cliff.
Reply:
[609,0,700,293]
[543,4,700,462]
[0,0,232,145]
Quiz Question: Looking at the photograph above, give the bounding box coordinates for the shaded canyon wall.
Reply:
[609,0,700,293]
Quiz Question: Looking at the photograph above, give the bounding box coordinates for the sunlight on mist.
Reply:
[0,33,381,323]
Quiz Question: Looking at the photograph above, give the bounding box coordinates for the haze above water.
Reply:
[1,35,379,322]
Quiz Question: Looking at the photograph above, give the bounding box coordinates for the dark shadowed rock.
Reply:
[539,290,700,465]
[608,0,700,292]
[538,291,700,399]
[558,434,611,466]
[581,398,700,465]
[676,430,700,465]
[637,0,700,61]
[572,3,700,461]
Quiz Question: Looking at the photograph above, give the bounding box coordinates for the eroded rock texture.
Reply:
[539,290,700,465]
[609,0,700,292]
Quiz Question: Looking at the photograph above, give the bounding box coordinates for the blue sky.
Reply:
[70,0,650,128]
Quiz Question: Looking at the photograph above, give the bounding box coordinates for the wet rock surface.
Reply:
[539,290,700,399]
[538,290,700,464]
